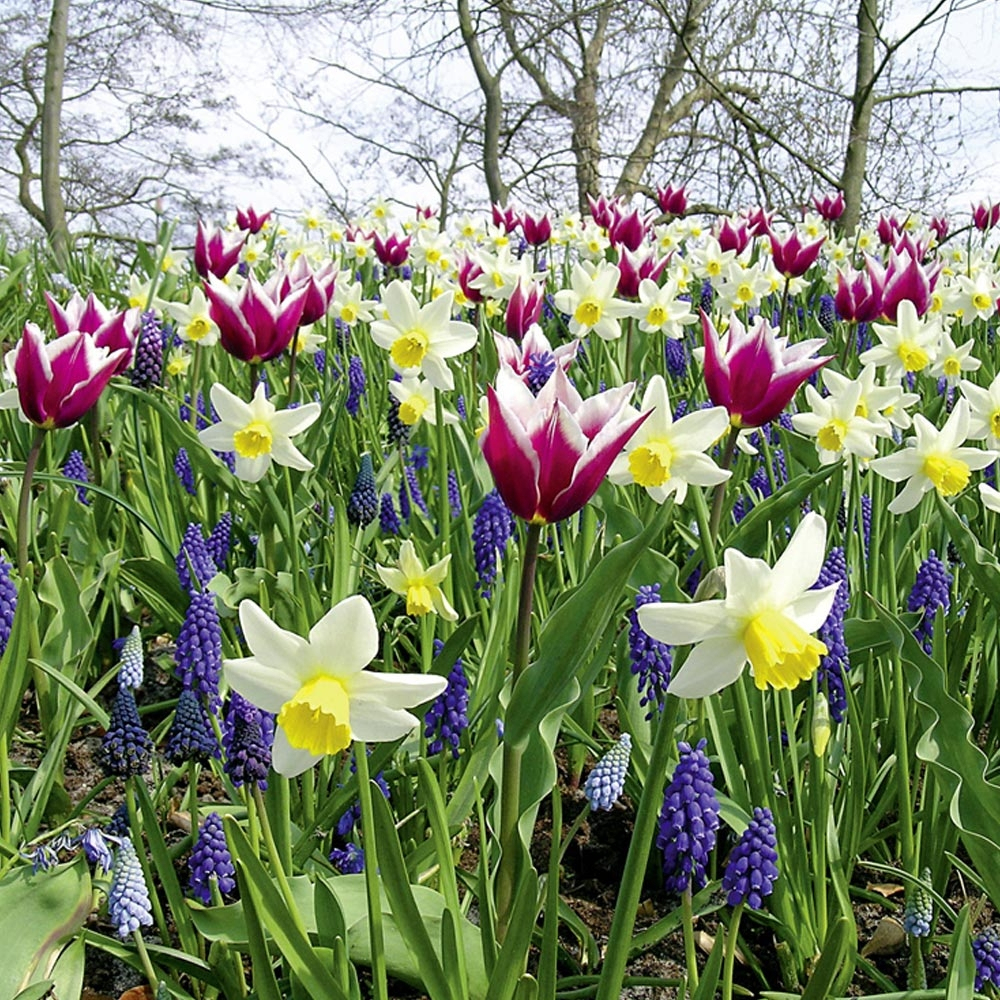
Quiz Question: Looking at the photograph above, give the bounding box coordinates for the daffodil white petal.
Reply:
[770,513,828,608]
[349,702,423,743]
[270,437,313,472]
[637,599,728,645]
[198,425,236,451]
[376,566,409,592]
[980,483,1000,512]
[668,634,747,698]
[235,454,270,483]
[271,401,321,437]
[223,655,297,714]
[787,583,841,633]
[271,728,324,777]
[210,383,254,426]
[348,670,448,709]
[240,600,311,673]
[308,595,379,675]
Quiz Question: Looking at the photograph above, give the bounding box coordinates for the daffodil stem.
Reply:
[892,653,915,871]
[355,742,389,1000]
[252,784,307,939]
[434,391,454,624]
[722,902,744,1000]
[496,521,542,941]
[189,345,203,428]
[16,428,46,579]
[595,695,679,1000]
[708,426,740,543]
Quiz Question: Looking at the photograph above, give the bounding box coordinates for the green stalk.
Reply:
[722,902,745,1000]
[708,426,740,542]
[892,653,915,871]
[251,784,307,938]
[681,887,700,991]
[434,390,455,625]
[355,742,389,1000]
[495,521,542,941]
[16,428,46,578]
[595,696,679,1000]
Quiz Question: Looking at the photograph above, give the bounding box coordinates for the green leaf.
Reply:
[936,497,1000,611]
[484,868,540,1000]
[946,904,975,1000]
[691,924,726,1000]
[801,917,852,1000]
[873,604,1000,907]
[504,503,670,751]
[0,574,36,743]
[120,558,190,628]
[0,858,92,1000]
[37,553,94,669]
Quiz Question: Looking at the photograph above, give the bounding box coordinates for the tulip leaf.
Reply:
[0,574,36,744]
[504,503,669,751]
[873,603,1000,907]
[936,496,1000,611]
[0,858,91,1000]
[946,904,975,1000]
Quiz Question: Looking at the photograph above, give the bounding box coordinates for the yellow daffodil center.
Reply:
[166,354,189,377]
[234,420,273,458]
[972,292,992,312]
[706,260,722,277]
[743,609,828,690]
[341,304,357,325]
[278,676,351,754]
[990,409,1000,439]
[405,581,435,616]
[943,356,961,377]
[392,329,430,368]
[574,299,603,327]
[398,396,428,425]
[817,418,848,452]
[646,304,668,328]
[186,316,212,341]
[736,283,754,304]
[628,441,674,487]
[855,399,869,418]
[897,341,929,372]
[922,453,970,496]
[425,248,442,265]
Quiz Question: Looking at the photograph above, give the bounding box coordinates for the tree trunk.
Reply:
[839,0,877,236]
[41,0,70,267]
[571,74,602,211]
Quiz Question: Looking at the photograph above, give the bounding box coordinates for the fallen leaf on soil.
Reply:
[860,916,906,957]
[866,882,905,898]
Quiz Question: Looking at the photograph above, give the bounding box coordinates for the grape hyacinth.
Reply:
[336,751,391,838]
[401,464,428,517]
[721,806,779,910]
[100,684,152,777]
[472,489,515,597]
[0,560,16,658]
[902,868,934,937]
[817,294,836,334]
[106,802,131,838]
[907,552,952,655]
[526,350,557,394]
[656,739,719,894]
[165,687,220,764]
[346,355,366,416]
[347,453,378,527]
[329,842,365,874]
[629,584,673,719]
[387,394,411,446]
[174,447,197,495]
[424,639,469,758]
[974,925,1000,991]
[129,311,164,389]
[79,827,113,873]
[176,522,217,593]
[584,733,632,811]
[814,547,849,722]
[179,391,209,429]
[447,469,462,517]
[63,449,90,504]
[108,836,154,938]
[665,337,688,380]
[207,512,233,568]
[222,692,274,789]
[117,625,144,690]
[314,347,326,374]
[174,591,223,713]
[188,812,236,904]
[379,492,400,535]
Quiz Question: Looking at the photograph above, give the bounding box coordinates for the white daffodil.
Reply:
[979,483,1000,514]
[166,287,220,347]
[859,300,941,380]
[633,278,697,338]
[791,380,881,465]
[713,260,772,314]
[822,364,917,436]
[951,270,998,325]
[960,372,1000,449]
[376,540,458,620]
[198,382,320,483]
[370,280,477,391]
[224,596,447,776]
[607,375,730,504]
[388,375,459,429]
[332,280,376,327]
[929,329,980,385]
[868,398,998,514]
[637,512,839,698]
[552,261,632,341]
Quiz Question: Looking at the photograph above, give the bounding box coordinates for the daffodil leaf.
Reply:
[946,904,975,1000]
[0,573,36,744]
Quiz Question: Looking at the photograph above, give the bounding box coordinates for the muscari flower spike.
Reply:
[174,591,223,714]
[657,738,720,894]
[129,310,164,389]
[447,469,462,517]
[176,522,217,594]
[188,812,236,905]
[424,639,470,759]
[629,584,673,719]
[101,684,152,778]
[207,512,233,568]
[117,625,144,690]
[974,925,1000,991]
[346,355,366,417]
[721,806,779,910]
[472,489,515,597]
[174,447,196,496]
[0,560,16,658]
[379,492,400,535]
[814,547,849,723]
[330,842,365,874]
[63,449,90,504]
[902,868,934,937]
[222,691,274,790]
[347,453,378,527]
[907,552,952,655]
[165,687,220,764]
[108,836,154,938]
[584,733,632,811]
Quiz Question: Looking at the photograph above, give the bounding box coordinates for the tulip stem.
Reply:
[708,426,740,542]
[354,742,389,1000]
[287,340,300,404]
[16,428,46,578]
[496,520,542,941]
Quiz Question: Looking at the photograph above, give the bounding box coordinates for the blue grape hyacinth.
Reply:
[0,559,16,658]
[584,733,632,811]
[721,806,779,909]
[222,691,274,790]
[117,625,144,690]
[62,449,90,504]
[657,739,719,894]
[423,640,469,758]
[108,836,154,938]
[174,591,223,714]
[902,868,934,937]
[189,812,236,904]
[101,685,152,778]
[908,551,952,655]
[814,547,849,722]
[629,584,673,719]
[165,687,220,764]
